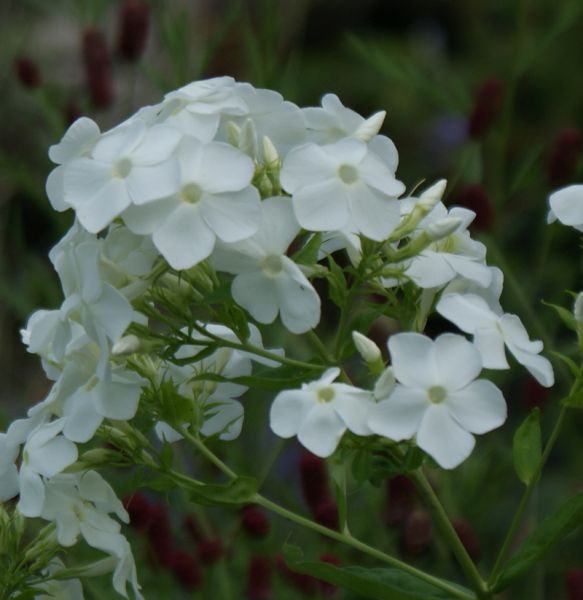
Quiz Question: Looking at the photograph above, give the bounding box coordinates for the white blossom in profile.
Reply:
[368,333,507,469]
[548,184,583,231]
[210,196,321,333]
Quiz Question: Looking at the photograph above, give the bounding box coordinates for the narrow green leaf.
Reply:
[292,233,322,266]
[562,387,583,408]
[493,491,583,592]
[550,350,580,379]
[542,301,577,332]
[187,476,257,507]
[283,544,471,600]
[326,256,348,309]
[512,409,542,485]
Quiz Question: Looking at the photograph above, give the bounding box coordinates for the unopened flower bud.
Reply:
[574,292,583,323]
[353,110,386,142]
[239,118,258,157]
[468,78,504,139]
[117,0,150,62]
[14,56,41,89]
[417,179,447,212]
[112,334,141,355]
[262,135,280,167]
[240,505,270,538]
[226,121,241,147]
[426,217,462,241]
[352,331,382,364]
[197,540,223,564]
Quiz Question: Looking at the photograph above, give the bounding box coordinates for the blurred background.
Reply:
[1,0,583,597]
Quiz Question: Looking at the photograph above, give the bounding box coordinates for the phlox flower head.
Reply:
[270,367,374,457]
[368,333,507,469]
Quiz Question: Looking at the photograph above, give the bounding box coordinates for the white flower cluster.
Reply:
[0,76,558,596]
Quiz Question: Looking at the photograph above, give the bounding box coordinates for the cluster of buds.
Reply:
[299,451,339,530]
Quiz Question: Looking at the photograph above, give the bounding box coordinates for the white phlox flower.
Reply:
[281,137,405,241]
[46,117,101,212]
[36,558,85,600]
[436,292,554,387]
[319,227,362,266]
[41,471,143,600]
[210,196,321,333]
[270,367,375,457]
[18,419,78,517]
[63,120,182,233]
[547,184,583,231]
[121,136,260,270]
[368,333,507,469]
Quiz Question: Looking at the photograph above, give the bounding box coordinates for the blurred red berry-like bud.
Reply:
[246,556,272,600]
[547,127,582,187]
[468,78,504,139]
[117,0,150,62]
[313,499,339,531]
[522,376,550,411]
[169,550,203,591]
[145,502,172,554]
[454,184,493,232]
[82,27,114,108]
[452,517,481,561]
[197,540,223,565]
[299,450,332,511]
[241,505,270,538]
[385,475,416,526]
[123,492,153,530]
[184,514,205,543]
[567,569,583,600]
[401,509,432,557]
[14,56,41,89]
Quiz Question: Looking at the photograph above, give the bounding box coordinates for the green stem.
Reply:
[179,434,475,600]
[410,470,489,599]
[254,494,474,600]
[306,330,335,364]
[488,404,568,585]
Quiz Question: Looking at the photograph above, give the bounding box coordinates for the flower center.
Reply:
[111,158,132,179]
[428,385,447,404]
[180,183,203,204]
[317,387,335,403]
[338,164,359,185]
[262,255,283,277]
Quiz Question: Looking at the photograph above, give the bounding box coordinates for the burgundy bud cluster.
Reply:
[117,0,150,62]
[246,555,272,600]
[454,184,493,232]
[468,78,504,139]
[123,493,203,591]
[547,127,582,188]
[451,517,481,561]
[14,56,41,89]
[299,450,339,530]
[82,27,114,109]
[184,513,224,565]
[240,505,271,539]
[521,376,550,412]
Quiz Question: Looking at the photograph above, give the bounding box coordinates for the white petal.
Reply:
[388,333,437,388]
[447,380,507,434]
[436,293,498,333]
[358,152,405,196]
[442,254,492,287]
[49,117,100,163]
[416,405,475,469]
[367,386,428,440]
[473,327,509,369]
[232,271,279,324]
[368,135,399,173]
[197,142,254,193]
[29,436,78,477]
[155,421,184,443]
[293,178,351,231]
[153,204,215,269]
[270,389,314,438]
[281,143,336,192]
[297,404,346,457]
[500,314,543,354]
[127,160,181,204]
[548,185,583,228]
[406,253,456,288]
[95,380,141,420]
[63,390,104,443]
[348,184,401,241]
[275,258,321,333]
[131,124,182,164]
[433,334,482,390]
[506,346,555,388]
[89,284,133,343]
[257,196,301,253]
[76,179,131,233]
[92,121,145,161]
[331,387,374,435]
[18,468,45,517]
[0,465,19,502]
[202,187,261,242]
[122,197,177,234]
[64,158,111,207]
[200,398,243,440]
[46,166,70,212]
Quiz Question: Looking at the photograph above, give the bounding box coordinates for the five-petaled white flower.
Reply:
[368,333,507,469]
[270,367,374,457]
